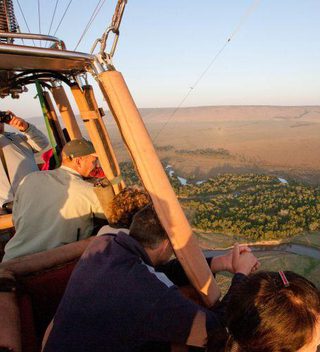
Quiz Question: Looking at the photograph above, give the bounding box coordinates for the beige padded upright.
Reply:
[71,84,123,195]
[51,86,82,140]
[97,70,220,306]
[43,91,66,147]
[0,214,13,230]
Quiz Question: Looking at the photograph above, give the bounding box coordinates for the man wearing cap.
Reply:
[2,139,110,261]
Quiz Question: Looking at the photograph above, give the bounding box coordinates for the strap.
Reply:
[110,175,123,186]
[0,145,11,185]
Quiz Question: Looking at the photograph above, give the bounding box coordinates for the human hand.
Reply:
[210,244,252,273]
[232,243,260,275]
[8,112,29,132]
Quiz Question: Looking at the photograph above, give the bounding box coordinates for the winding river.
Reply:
[205,243,320,260]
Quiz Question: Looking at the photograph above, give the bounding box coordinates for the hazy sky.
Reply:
[3,0,320,117]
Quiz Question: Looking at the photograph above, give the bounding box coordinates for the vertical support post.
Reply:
[35,81,60,166]
[97,70,220,306]
[43,91,66,150]
[51,85,82,140]
[71,84,124,195]
[0,214,13,230]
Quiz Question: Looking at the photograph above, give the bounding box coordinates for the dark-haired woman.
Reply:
[208,271,320,352]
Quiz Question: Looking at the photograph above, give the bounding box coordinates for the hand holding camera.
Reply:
[0,111,12,123]
[0,111,29,132]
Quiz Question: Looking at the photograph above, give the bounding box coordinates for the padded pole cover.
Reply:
[71,84,123,195]
[0,214,13,230]
[43,91,66,150]
[97,70,220,306]
[51,86,82,140]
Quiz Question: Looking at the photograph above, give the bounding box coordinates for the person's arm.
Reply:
[19,123,49,152]
[209,243,260,274]
[8,113,48,152]
[141,272,249,348]
[157,244,259,285]
[156,258,190,286]
[188,273,248,347]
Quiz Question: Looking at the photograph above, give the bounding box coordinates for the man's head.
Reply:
[129,204,173,265]
[61,139,98,177]
[109,187,151,228]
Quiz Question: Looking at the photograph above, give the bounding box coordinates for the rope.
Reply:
[152,0,261,143]
[47,0,59,36]
[74,0,107,51]
[53,0,73,37]
[37,0,41,46]
[44,0,59,47]
[16,0,36,45]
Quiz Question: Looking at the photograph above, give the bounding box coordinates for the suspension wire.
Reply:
[53,0,73,37]
[74,0,107,51]
[16,0,36,45]
[152,0,261,143]
[48,0,59,35]
[44,0,59,47]
[37,0,41,46]
[14,15,25,44]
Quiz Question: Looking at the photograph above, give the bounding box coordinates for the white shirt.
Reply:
[0,124,48,206]
[3,166,108,261]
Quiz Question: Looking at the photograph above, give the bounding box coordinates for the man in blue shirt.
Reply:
[44,205,258,352]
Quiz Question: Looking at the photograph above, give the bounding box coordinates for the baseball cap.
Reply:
[62,139,97,158]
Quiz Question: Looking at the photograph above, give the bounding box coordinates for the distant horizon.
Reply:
[24,103,320,120]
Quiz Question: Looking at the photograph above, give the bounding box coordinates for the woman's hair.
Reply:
[108,187,151,228]
[221,271,320,352]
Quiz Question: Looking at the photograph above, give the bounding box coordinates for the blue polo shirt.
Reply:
[44,232,245,352]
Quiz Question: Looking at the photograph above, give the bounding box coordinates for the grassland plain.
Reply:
[28,105,320,184]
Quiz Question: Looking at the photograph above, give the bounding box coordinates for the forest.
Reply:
[120,162,320,241]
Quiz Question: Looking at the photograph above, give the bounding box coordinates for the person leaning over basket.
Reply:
[43,204,259,352]
[2,139,111,261]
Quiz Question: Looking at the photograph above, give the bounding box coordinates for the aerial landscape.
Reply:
[2,0,319,288]
[1,0,320,350]
[21,101,320,289]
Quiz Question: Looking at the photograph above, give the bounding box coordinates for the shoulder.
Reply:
[82,234,116,259]
[2,132,21,140]
[20,170,46,184]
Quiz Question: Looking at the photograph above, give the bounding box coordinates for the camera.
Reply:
[0,111,12,123]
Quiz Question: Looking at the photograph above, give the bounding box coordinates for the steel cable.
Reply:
[152,0,261,143]
[74,0,107,51]
[44,0,59,47]
[53,0,73,37]
[15,0,36,45]
[37,0,41,45]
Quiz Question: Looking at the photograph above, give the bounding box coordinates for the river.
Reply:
[204,242,320,260]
